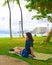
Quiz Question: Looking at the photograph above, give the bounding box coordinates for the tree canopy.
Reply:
[25,0,52,22]
[3,0,20,6]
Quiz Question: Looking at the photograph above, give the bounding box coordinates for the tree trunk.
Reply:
[42,28,52,44]
[19,6,24,37]
[7,0,12,38]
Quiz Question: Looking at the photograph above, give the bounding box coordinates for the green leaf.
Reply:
[3,0,7,6]
[16,0,20,6]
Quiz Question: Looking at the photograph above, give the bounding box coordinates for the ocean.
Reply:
[0,34,20,38]
[0,33,47,38]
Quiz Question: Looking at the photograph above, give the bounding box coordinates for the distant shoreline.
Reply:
[0,34,20,38]
[0,33,47,38]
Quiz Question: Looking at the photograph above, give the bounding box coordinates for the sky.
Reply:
[0,0,52,34]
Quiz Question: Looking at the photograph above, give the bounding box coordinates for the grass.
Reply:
[0,37,52,65]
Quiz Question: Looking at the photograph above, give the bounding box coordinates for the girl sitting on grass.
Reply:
[10,32,35,58]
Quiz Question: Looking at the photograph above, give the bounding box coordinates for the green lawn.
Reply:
[0,37,52,65]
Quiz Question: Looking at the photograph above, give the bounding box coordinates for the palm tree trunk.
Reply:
[42,28,52,43]
[19,6,24,37]
[7,0,12,38]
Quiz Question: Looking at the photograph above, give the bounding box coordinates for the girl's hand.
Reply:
[32,55,36,58]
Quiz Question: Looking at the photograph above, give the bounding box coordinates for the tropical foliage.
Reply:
[25,0,52,22]
[25,0,52,43]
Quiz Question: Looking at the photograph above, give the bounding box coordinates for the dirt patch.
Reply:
[0,55,29,65]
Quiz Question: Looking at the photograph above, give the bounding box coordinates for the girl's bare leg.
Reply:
[13,47,24,54]
[14,47,24,51]
[14,49,21,54]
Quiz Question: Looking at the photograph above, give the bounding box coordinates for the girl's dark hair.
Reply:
[26,32,34,42]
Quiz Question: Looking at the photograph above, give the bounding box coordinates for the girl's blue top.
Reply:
[25,39,33,54]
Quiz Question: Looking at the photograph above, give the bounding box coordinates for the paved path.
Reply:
[0,52,52,65]
[0,55,29,65]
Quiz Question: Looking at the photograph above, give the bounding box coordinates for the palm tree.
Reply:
[4,0,24,37]
[3,0,12,38]
[7,0,12,38]
[20,5,24,37]
[14,0,24,37]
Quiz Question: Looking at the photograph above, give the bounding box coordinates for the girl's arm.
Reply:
[30,47,35,57]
